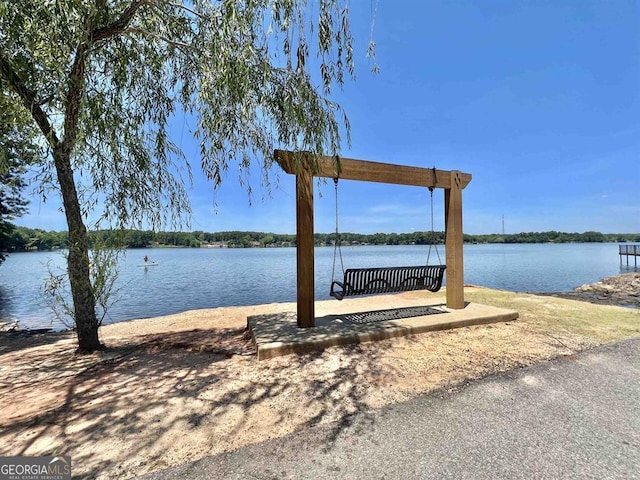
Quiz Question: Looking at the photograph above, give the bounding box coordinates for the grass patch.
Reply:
[465,288,640,344]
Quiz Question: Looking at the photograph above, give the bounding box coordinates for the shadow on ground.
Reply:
[0,325,409,478]
[0,330,74,355]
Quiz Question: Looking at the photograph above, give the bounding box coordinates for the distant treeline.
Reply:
[3,226,640,253]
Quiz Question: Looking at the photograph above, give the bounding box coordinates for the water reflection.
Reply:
[620,265,639,273]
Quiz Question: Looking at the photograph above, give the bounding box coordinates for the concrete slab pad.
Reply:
[248,296,518,360]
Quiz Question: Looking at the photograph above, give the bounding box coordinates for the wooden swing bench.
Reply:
[330,264,446,301]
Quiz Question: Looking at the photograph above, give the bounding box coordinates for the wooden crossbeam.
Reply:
[274,149,472,189]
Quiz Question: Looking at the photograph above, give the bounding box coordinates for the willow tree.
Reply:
[0,0,366,352]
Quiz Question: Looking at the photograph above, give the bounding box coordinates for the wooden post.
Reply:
[445,171,465,309]
[296,167,315,327]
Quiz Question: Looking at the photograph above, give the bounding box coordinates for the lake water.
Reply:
[0,243,633,331]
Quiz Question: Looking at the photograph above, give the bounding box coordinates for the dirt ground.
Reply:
[1,281,638,479]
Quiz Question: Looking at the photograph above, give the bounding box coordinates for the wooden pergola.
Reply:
[274,150,472,328]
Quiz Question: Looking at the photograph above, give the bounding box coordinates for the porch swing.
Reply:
[329,173,447,301]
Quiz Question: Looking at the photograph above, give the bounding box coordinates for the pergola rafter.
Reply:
[274,149,472,328]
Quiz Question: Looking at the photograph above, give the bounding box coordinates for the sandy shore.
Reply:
[1,284,638,479]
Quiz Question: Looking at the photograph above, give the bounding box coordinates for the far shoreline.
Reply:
[4,239,640,256]
[5,225,640,253]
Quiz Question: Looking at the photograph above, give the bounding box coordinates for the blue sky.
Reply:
[18,0,640,235]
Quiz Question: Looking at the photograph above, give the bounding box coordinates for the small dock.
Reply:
[619,244,640,267]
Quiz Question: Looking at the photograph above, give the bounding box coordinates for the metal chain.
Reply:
[332,177,345,281]
[426,168,442,265]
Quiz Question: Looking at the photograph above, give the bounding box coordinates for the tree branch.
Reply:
[61,42,90,156]
[165,1,208,20]
[62,0,150,154]
[121,27,196,53]
[91,0,149,43]
[0,51,60,149]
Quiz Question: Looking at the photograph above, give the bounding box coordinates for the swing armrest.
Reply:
[330,280,345,301]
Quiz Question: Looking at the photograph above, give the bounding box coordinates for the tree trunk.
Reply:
[52,147,104,352]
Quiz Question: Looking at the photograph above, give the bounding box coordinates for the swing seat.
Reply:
[330,264,446,301]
